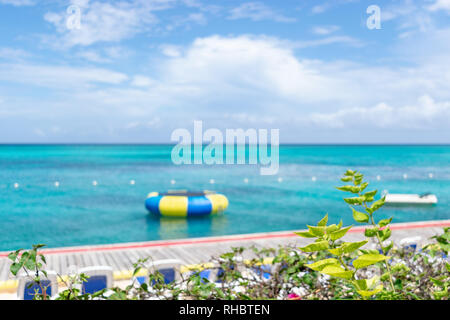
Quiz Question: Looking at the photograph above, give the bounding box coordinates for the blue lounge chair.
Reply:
[400,236,422,252]
[17,271,58,300]
[78,266,113,294]
[251,264,272,280]
[150,259,182,284]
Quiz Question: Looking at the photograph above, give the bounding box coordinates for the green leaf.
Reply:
[317,214,328,227]
[382,241,393,254]
[329,226,352,241]
[10,262,22,276]
[328,247,344,256]
[305,258,340,272]
[25,260,36,271]
[352,254,390,269]
[366,276,380,289]
[364,190,377,198]
[433,288,448,300]
[353,279,368,290]
[379,227,391,241]
[342,240,368,254]
[357,285,383,298]
[337,185,361,193]
[352,207,369,223]
[391,263,410,273]
[378,217,392,228]
[344,197,365,205]
[294,231,316,238]
[370,197,386,212]
[359,182,369,191]
[354,174,364,185]
[364,227,378,237]
[446,262,450,273]
[299,241,329,253]
[344,170,355,176]
[307,225,325,237]
[7,252,19,262]
[320,265,354,280]
[19,251,29,264]
[326,224,339,234]
[430,277,444,287]
[380,272,390,282]
[341,176,353,182]
[132,266,142,276]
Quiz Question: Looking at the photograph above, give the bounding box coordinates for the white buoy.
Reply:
[170,179,176,185]
[243,178,249,184]
[92,180,98,186]
[311,176,317,182]
[209,179,215,184]
[428,173,433,179]
[278,177,283,183]
[13,183,19,189]
[376,175,381,181]
[130,180,136,185]
[403,174,408,179]
[54,181,60,187]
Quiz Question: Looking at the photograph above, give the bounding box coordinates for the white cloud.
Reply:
[0,47,30,60]
[309,95,450,129]
[131,75,155,87]
[158,35,344,104]
[382,1,418,21]
[160,44,182,57]
[0,0,35,6]
[76,50,111,63]
[294,36,362,48]
[0,63,128,88]
[381,0,438,38]
[427,0,450,12]
[43,0,173,48]
[165,12,207,31]
[2,34,450,142]
[229,2,296,22]
[311,3,331,14]
[181,0,221,14]
[312,25,340,35]
[75,46,133,63]
[124,117,161,130]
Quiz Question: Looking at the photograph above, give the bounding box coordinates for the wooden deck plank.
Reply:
[0,220,448,282]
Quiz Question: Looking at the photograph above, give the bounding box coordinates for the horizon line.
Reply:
[0,143,449,146]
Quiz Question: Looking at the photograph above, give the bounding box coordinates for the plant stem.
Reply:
[338,255,349,271]
[362,200,396,292]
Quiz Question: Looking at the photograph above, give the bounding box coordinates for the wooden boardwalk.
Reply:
[0,220,449,287]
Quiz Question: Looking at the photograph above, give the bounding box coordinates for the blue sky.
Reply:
[0,0,449,143]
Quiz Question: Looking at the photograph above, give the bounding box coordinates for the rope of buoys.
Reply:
[7,173,440,190]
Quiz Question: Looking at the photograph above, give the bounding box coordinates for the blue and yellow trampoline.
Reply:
[145,190,229,218]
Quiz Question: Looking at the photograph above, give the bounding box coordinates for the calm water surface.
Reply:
[0,145,448,251]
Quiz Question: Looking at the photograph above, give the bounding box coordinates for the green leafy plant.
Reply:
[296,170,394,298]
[425,227,450,256]
[7,170,448,300]
[8,244,50,300]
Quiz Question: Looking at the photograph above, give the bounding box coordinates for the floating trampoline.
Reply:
[145,190,229,217]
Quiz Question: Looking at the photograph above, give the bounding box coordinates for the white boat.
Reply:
[385,193,438,205]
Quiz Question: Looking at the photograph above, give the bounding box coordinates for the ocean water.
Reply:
[0,145,449,251]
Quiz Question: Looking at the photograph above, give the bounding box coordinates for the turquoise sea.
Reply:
[0,145,449,251]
